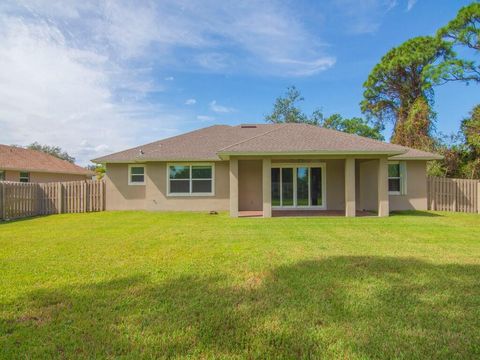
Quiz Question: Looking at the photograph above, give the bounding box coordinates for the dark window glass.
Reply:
[19,172,29,183]
[131,175,144,183]
[169,166,190,179]
[271,168,280,206]
[170,180,190,193]
[130,166,144,175]
[310,167,322,206]
[192,180,212,193]
[192,166,212,179]
[297,167,309,206]
[388,164,400,177]
[388,178,401,192]
[0,171,4,181]
[281,168,294,206]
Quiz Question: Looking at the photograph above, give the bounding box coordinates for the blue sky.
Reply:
[0,0,478,165]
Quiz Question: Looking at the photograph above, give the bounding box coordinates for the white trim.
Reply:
[271,162,327,210]
[128,164,146,185]
[166,163,215,197]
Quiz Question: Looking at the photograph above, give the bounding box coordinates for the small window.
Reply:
[388,162,406,195]
[128,165,145,185]
[0,170,5,181]
[168,164,214,196]
[19,172,30,183]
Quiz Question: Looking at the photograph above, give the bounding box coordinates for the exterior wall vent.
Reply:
[240,124,257,128]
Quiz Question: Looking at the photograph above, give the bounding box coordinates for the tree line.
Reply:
[265,2,479,179]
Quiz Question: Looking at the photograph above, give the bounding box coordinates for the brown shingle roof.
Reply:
[92,124,442,162]
[0,145,94,175]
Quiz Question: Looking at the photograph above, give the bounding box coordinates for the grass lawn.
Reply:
[1,211,480,359]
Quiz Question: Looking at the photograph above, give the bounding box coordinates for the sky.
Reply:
[0,0,478,165]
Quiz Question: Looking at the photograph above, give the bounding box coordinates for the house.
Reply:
[92,124,442,217]
[0,144,94,183]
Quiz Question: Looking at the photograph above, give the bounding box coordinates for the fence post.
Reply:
[57,183,63,214]
[478,182,480,215]
[1,182,5,220]
[452,180,457,212]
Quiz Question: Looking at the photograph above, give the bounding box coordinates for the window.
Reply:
[271,163,325,208]
[19,172,29,183]
[0,170,4,181]
[168,164,214,196]
[388,162,406,195]
[128,165,145,185]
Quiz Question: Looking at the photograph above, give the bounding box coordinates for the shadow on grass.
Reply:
[0,214,56,225]
[2,257,479,358]
[390,210,444,217]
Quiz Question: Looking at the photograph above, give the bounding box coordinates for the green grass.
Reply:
[1,211,480,359]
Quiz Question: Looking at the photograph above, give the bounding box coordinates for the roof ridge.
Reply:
[217,124,288,152]
[303,124,405,148]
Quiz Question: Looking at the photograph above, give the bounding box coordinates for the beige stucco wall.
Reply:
[358,160,428,212]
[389,160,428,211]
[105,163,146,210]
[2,169,89,183]
[103,158,428,213]
[145,162,230,211]
[325,159,345,211]
[359,159,379,211]
[104,161,229,211]
[238,160,263,211]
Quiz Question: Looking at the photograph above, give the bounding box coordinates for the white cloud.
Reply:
[407,0,417,11]
[0,0,338,165]
[209,100,235,113]
[332,0,398,34]
[185,99,197,105]
[0,11,183,165]
[273,57,337,76]
[10,0,335,76]
[197,115,215,122]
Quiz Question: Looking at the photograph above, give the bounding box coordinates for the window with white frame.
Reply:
[128,165,145,185]
[168,164,214,196]
[388,162,406,195]
[19,172,30,183]
[0,170,5,181]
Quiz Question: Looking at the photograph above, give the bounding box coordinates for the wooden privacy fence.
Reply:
[0,180,105,220]
[427,177,480,213]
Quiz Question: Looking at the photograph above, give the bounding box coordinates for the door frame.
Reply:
[271,162,327,210]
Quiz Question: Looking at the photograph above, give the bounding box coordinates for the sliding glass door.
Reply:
[271,164,325,208]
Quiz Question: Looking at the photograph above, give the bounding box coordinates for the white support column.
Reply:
[345,157,356,217]
[262,158,272,218]
[378,157,389,217]
[229,158,239,218]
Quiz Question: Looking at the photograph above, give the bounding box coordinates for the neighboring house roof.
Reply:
[92,124,442,163]
[0,145,94,175]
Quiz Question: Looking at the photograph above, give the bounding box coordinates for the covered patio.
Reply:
[229,157,390,218]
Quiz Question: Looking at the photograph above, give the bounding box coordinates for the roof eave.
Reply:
[93,157,222,164]
[388,155,444,161]
[0,166,93,176]
[217,150,405,160]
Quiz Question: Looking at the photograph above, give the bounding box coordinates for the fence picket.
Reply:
[427,177,480,213]
[0,180,105,220]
